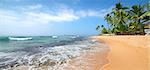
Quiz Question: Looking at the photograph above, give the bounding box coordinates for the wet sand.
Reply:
[64,42,109,70]
[96,36,150,70]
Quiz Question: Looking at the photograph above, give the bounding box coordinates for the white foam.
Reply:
[51,36,58,39]
[9,37,32,41]
[0,39,104,70]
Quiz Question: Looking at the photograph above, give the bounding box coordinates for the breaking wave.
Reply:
[8,37,32,41]
[0,37,108,70]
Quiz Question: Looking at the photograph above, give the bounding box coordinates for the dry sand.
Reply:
[95,36,150,70]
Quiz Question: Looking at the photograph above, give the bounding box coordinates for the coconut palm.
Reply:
[98,3,149,35]
[105,3,129,34]
[129,5,148,34]
[96,25,109,34]
[96,25,100,31]
[142,4,150,23]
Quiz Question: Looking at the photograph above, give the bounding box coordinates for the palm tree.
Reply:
[96,25,109,34]
[129,5,148,34]
[98,3,149,35]
[96,25,100,31]
[105,3,129,34]
[142,4,150,23]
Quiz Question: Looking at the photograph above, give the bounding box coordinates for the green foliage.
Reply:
[101,25,109,34]
[97,2,149,35]
[96,25,100,31]
[102,27,108,34]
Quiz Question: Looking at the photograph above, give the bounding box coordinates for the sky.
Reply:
[0,0,148,36]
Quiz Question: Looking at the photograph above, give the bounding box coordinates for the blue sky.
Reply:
[0,0,148,36]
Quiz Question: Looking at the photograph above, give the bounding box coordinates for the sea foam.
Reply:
[0,38,102,70]
[8,37,32,41]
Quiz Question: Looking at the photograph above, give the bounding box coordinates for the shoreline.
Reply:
[1,36,149,70]
[64,41,109,70]
[0,37,109,70]
[94,36,150,70]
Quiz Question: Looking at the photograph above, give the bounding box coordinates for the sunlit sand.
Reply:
[95,36,150,70]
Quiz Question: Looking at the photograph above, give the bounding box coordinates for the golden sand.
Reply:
[96,36,150,70]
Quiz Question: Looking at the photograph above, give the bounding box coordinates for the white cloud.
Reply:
[22,11,79,24]
[76,7,112,18]
[0,10,19,25]
[0,5,112,26]
[0,8,79,26]
[0,4,112,35]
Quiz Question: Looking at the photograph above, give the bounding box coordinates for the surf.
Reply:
[8,37,32,41]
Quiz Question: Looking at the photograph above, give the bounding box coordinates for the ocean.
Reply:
[0,35,102,70]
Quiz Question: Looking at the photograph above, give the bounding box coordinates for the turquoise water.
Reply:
[0,36,80,52]
[0,35,105,70]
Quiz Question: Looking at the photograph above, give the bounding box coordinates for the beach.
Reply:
[1,0,149,70]
[94,36,150,70]
[0,36,149,70]
[64,36,150,70]
[41,36,150,70]
[64,41,109,70]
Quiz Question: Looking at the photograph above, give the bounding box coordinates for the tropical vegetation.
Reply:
[96,3,150,35]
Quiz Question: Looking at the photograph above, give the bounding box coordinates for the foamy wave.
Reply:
[51,36,58,39]
[8,37,32,41]
[0,39,102,70]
